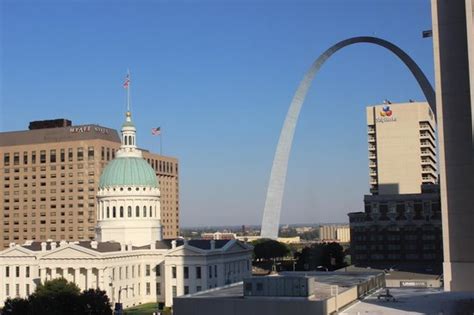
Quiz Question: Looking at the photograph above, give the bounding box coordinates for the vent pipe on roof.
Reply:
[41,242,47,251]
[91,241,98,249]
[51,242,57,250]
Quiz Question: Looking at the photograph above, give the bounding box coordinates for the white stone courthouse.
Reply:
[0,110,252,308]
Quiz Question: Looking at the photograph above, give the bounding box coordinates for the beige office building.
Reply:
[318,225,350,243]
[366,102,437,195]
[0,120,179,249]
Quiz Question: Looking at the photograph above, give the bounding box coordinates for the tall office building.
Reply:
[349,101,442,273]
[0,119,179,248]
[367,102,437,195]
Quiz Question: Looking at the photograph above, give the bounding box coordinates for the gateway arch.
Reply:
[260,36,436,239]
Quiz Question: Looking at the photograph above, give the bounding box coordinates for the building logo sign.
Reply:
[376,105,397,123]
[400,281,427,288]
[380,105,393,117]
[70,126,110,134]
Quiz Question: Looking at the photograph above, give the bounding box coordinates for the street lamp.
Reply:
[114,286,129,315]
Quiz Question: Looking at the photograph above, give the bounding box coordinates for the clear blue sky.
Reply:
[0,0,433,227]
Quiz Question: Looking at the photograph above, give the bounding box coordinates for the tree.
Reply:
[80,289,113,315]
[295,242,346,271]
[252,239,290,261]
[1,279,112,315]
[2,297,30,315]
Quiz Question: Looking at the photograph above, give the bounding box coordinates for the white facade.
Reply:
[0,239,252,308]
[95,185,162,246]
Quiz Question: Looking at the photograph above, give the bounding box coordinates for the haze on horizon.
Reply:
[0,0,434,227]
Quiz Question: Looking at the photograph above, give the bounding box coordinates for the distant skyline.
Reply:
[0,0,434,227]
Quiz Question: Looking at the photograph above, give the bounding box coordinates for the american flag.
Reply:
[152,127,161,136]
[123,74,130,89]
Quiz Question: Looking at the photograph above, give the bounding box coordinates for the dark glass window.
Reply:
[40,151,46,163]
[50,150,56,163]
[4,153,10,166]
[88,147,94,160]
[60,149,65,162]
[13,152,19,165]
[77,148,83,161]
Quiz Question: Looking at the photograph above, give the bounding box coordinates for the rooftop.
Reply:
[341,288,474,315]
[183,271,383,301]
[15,239,232,253]
[0,124,120,146]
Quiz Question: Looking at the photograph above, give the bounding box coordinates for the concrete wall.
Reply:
[431,0,474,291]
[174,297,327,315]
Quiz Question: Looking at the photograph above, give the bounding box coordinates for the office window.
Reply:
[214,265,217,277]
[196,286,202,292]
[4,153,10,166]
[16,266,20,277]
[50,150,56,163]
[13,152,19,165]
[146,264,150,276]
[68,148,73,162]
[40,150,46,163]
[6,266,10,277]
[196,266,201,279]
[156,283,161,295]
[183,266,189,279]
[26,284,30,296]
[120,206,124,218]
[77,147,84,161]
[146,282,151,295]
[31,151,36,164]
[184,286,189,295]
[172,266,176,279]
[5,284,9,297]
[60,149,65,162]
[23,152,28,165]
[209,266,212,278]
[128,206,132,217]
[156,264,161,277]
[172,286,177,297]
[88,146,94,160]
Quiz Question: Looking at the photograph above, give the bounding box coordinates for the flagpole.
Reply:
[127,69,131,112]
[160,129,163,155]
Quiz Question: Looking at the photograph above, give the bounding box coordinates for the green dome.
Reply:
[99,157,158,188]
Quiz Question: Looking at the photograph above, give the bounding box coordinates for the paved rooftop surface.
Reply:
[341,288,474,315]
[185,271,383,301]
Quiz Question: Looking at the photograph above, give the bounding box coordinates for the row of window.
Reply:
[5,266,30,278]
[3,148,96,166]
[111,264,159,281]
[100,205,157,219]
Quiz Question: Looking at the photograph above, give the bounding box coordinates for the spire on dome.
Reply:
[116,71,142,158]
